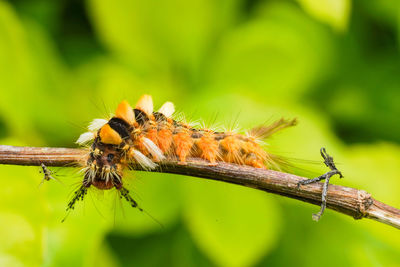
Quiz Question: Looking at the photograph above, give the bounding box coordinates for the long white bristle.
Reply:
[76,132,95,145]
[158,102,175,117]
[142,138,166,161]
[88,119,108,131]
[132,150,157,170]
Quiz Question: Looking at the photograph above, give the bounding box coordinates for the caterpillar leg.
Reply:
[297,148,343,221]
[119,187,143,211]
[66,185,88,211]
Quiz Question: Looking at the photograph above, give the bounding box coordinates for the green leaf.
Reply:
[88,241,119,267]
[0,139,114,267]
[92,60,183,106]
[207,2,335,102]
[111,172,181,236]
[359,0,398,27]
[182,178,281,267]
[0,2,76,146]
[107,222,214,267]
[0,2,40,138]
[86,0,242,79]
[0,141,46,266]
[39,173,114,267]
[311,56,400,144]
[296,0,351,32]
[342,143,400,252]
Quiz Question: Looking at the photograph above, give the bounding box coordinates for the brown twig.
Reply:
[0,145,399,229]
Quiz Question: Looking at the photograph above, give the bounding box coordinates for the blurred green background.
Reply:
[0,0,399,266]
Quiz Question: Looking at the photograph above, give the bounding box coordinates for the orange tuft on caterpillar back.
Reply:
[115,100,135,125]
[99,124,123,145]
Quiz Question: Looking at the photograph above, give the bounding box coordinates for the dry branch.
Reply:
[0,145,399,229]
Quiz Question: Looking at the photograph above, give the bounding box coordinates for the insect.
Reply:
[38,163,62,187]
[70,94,297,212]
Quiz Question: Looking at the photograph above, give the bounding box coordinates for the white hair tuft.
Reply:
[76,132,95,145]
[132,150,157,170]
[158,102,175,117]
[88,119,108,131]
[142,138,166,161]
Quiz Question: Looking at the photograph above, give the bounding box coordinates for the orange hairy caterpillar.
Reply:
[71,95,297,211]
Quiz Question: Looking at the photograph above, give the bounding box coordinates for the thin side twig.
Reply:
[0,145,399,229]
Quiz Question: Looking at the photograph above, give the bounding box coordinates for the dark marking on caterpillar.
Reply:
[134,109,150,125]
[191,132,203,139]
[153,112,167,122]
[108,118,131,139]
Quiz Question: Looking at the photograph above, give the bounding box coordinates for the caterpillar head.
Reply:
[84,121,130,190]
[79,101,135,190]
[85,137,126,190]
[78,97,171,189]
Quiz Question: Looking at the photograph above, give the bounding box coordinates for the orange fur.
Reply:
[173,131,193,163]
[219,135,243,165]
[197,134,219,163]
[239,139,267,168]
[146,128,159,146]
[244,153,265,168]
[157,128,173,153]
[115,100,135,125]
[85,97,297,179]
[99,124,122,145]
[134,137,149,156]
[75,96,298,212]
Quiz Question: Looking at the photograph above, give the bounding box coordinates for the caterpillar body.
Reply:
[71,95,296,211]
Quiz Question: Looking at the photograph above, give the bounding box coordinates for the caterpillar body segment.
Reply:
[70,95,296,211]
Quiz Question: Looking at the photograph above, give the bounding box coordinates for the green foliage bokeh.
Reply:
[0,0,399,266]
